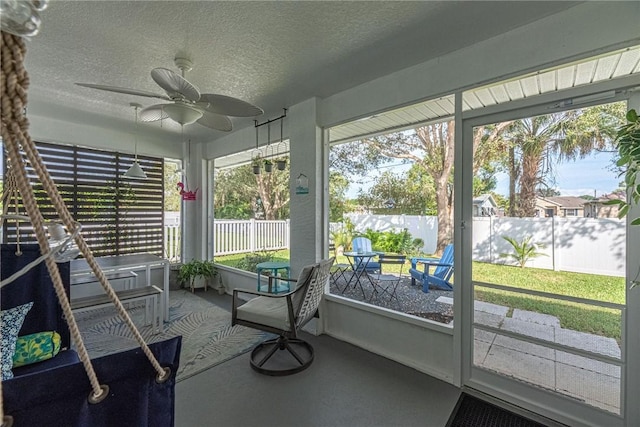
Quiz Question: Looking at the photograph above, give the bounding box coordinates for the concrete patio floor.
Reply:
[330,273,622,414]
[437,297,622,414]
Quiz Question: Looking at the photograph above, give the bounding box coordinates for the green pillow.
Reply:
[12,331,61,368]
[1,302,33,380]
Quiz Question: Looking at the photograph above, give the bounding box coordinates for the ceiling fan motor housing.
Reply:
[174,56,193,73]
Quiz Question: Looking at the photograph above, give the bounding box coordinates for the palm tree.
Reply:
[500,235,547,268]
[502,104,624,217]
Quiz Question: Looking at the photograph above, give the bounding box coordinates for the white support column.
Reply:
[624,92,640,426]
[288,98,323,277]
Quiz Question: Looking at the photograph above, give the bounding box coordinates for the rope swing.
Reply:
[1,9,178,426]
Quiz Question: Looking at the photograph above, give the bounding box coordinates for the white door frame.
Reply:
[455,79,639,427]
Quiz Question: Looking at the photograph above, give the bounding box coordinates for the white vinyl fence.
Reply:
[346,213,625,277]
[213,219,289,255]
[473,216,626,277]
[164,213,625,276]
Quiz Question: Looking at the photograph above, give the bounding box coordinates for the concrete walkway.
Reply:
[437,296,621,414]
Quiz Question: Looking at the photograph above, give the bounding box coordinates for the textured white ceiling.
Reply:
[22,1,580,141]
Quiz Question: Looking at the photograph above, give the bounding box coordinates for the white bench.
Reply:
[71,285,163,333]
[70,271,138,299]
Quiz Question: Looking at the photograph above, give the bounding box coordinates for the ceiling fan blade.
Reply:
[196,111,233,132]
[151,68,200,102]
[198,94,264,117]
[75,83,171,100]
[140,104,169,122]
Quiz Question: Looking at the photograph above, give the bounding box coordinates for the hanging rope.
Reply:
[1,166,24,254]
[0,30,169,413]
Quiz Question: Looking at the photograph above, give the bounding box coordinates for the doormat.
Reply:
[446,392,549,427]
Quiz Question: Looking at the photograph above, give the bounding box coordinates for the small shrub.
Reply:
[330,218,355,251]
[356,227,422,255]
[500,235,547,268]
[235,250,275,272]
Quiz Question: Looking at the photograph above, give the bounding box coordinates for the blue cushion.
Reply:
[1,302,33,380]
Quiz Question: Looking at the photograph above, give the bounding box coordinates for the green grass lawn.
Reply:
[215,250,289,271]
[472,262,625,341]
[215,250,626,339]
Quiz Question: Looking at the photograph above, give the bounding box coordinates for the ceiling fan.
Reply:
[76,55,263,131]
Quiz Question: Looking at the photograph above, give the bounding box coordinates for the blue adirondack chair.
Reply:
[409,244,454,293]
[351,237,381,273]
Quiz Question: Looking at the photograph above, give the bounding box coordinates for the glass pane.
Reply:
[470,101,627,415]
[327,117,455,323]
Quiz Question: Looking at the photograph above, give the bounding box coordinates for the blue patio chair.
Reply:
[409,244,454,293]
[351,237,381,273]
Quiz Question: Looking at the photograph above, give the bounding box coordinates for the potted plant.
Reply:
[607,108,640,226]
[264,159,273,173]
[251,159,261,174]
[276,159,287,171]
[178,259,218,293]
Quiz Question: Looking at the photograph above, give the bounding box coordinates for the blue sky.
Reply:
[346,149,620,199]
[495,150,620,198]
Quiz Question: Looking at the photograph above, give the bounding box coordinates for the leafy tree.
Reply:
[214,158,290,220]
[489,191,509,213]
[331,120,509,254]
[357,167,436,215]
[164,161,182,211]
[359,121,509,254]
[330,142,393,177]
[330,217,355,251]
[253,157,290,220]
[473,167,498,197]
[329,171,350,222]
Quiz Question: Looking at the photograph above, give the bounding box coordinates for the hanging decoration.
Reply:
[177,182,198,201]
[177,138,198,200]
[253,108,287,174]
[276,112,287,171]
[296,173,309,195]
[252,121,262,174]
[264,122,273,173]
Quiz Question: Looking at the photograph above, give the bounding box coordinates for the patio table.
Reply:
[343,251,378,298]
[256,261,290,293]
[71,253,170,322]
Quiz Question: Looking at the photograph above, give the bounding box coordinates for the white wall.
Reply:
[323,296,455,383]
[28,98,183,159]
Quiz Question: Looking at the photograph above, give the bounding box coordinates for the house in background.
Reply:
[534,196,587,217]
[473,194,498,217]
[583,192,626,218]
